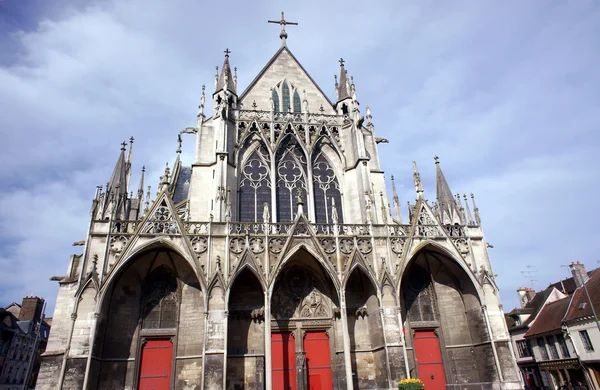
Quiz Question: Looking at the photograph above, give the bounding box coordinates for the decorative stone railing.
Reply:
[100,220,467,239]
[237,109,342,126]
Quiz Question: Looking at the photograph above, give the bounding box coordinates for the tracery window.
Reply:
[404,266,436,322]
[312,152,343,224]
[276,137,307,222]
[239,144,271,222]
[271,80,302,113]
[142,268,178,329]
[282,81,290,113]
[272,89,280,114]
[293,91,301,113]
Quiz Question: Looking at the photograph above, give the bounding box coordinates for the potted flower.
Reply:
[398,378,425,390]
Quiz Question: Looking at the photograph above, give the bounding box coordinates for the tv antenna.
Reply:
[521,265,538,287]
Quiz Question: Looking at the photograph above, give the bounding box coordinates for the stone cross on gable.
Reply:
[268,11,298,45]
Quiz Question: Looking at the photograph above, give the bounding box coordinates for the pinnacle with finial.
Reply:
[434,155,439,164]
[121,141,127,151]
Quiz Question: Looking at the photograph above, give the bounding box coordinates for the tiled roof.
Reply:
[524,297,570,337]
[509,287,554,331]
[547,270,595,295]
[564,269,600,322]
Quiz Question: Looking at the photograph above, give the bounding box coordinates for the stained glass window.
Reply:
[142,267,178,329]
[272,89,280,113]
[282,81,290,113]
[312,152,343,224]
[276,137,307,222]
[293,91,301,113]
[239,144,271,222]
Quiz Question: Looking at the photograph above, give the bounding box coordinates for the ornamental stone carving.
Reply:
[268,238,284,253]
[230,237,245,254]
[454,238,469,256]
[249,237,264,254]
[190,236,208,254]
[339,238,353,254]
[109,235,128,254]
[390,238,405,254]
[320,238,336,254]
[357,239,372,254]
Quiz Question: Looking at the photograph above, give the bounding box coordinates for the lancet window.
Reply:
[276,137,307,222]
[312,152,343,224]
[271,80,302,113]
[142,268,178,329]
[238,144,271,222]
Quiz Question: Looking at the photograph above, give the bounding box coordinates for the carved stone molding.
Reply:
[357,239,372,254]
[249,237,264,254]
[229,237,245,254]
[268,238,284,253]
[190,236,208,254]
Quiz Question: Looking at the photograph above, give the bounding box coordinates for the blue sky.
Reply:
[1,0,599,314]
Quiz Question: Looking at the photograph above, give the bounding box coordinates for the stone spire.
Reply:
[412,161,424,199]
[126,136,134,189]
[435,156,459,224]
[336,58,351,102]
[137,166,145,200]
[215,49,236,95]
[391,175,402,223]
[102,142,129,219]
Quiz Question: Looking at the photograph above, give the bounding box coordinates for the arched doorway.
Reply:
[400,247,491,389]
[226,268,265,389]
[90,247,204,389]
[344,267,387,389]
[270,249,339,390]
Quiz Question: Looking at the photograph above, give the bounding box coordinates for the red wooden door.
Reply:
[304,331,333,390]
[138,339,173,390]
[414,331,446,390]
[272,333,297,390]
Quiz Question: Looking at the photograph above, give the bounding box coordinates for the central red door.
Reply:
[414,331,446,390]
[272,332,297,390]
[304,331,333,390]
[138,339,173,390]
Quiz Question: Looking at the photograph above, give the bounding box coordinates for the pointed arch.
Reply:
[269,244,340,294]
[293,90,301,113]
[281,80,290,112]
[226,250,267,298]
[342,250,377,290]
[272,88,280,113]
[238,141,272,223]
[312,144,344,224]
[275,135,309,222]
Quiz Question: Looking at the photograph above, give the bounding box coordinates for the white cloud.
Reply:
[1,0,599,314]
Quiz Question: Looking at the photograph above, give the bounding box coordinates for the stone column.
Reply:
[339,291,354,390]
[296,351,307,390]
[264,294,272,390]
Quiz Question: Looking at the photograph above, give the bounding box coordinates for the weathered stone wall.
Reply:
[175,358,203,389]
[36,353,62,389]
[61,357,86,390]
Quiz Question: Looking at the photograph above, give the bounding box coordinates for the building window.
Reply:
[275,137,307,222]
[281,81,290,112]
[293,91,301,113]
[516,340,532,358]
[272,89,280,113]
[312,152,343,224]
[537,337,549,360]
[556,334,570,358]
[142,268,178,329]
[580,330,594,352]
[546,335,559,360]
[239,144,271,222]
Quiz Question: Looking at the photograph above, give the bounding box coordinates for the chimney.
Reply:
[569,262,588,288]
[517,287,536,308]
[19,296,44,322]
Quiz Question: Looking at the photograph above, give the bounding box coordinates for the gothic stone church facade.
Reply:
[38,26,521,390]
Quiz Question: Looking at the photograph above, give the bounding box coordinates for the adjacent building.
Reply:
[506,262,600,389]
[0,297,50,389]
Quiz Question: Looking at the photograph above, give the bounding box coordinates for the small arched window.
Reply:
[272,89,280,113]
[293,91,301,113]
[142,267,178,329]
[282,81,290,113]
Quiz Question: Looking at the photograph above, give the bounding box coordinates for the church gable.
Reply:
[240,47,335,114]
